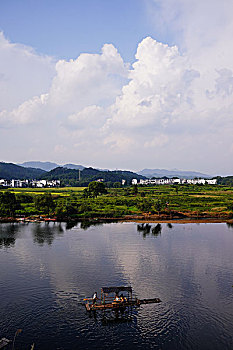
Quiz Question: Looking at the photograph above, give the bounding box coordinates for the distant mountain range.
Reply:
[1,161,215,185]
[0,162,145,185]
[137,168,211,179]
[18,161,84,171]
[18,162,212,179]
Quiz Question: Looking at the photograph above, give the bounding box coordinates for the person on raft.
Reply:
[92,291,97,304]
[114,293,126,303]
[120,294,126,302]
[114,293,120,302]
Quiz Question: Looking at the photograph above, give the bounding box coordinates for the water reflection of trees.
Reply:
[0,224,20,248]
[80,221,103,231]
[65,220,104,230]
[65,221,78,230]
[226,222,233,229]
[137,223,162,238]
[32,223,64,246]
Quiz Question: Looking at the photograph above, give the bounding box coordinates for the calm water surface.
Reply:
[0,222,233,350]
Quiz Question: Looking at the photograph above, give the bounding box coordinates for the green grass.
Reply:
[8,186,86,193]
[1,184,233,219]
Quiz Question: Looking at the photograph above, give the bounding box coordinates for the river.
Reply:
[0,222,233,349]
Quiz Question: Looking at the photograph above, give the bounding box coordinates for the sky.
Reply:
[0,0,233,175]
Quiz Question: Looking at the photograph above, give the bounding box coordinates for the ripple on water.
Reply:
[0,222,233,350]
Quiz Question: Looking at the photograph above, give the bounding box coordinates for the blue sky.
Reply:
[0,0,157,62]
[1,0,233,174]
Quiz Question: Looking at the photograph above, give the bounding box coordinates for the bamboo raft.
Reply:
[84,286,161,312]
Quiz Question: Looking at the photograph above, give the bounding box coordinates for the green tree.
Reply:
[34,193,55,215]
[82,188,90,198]
[55,201,66,217]
[131,184,138,195]
[154,199,163,215]
[137,199,152,212]
[0,191,18,217]
[113,182,121,188]
[88,181,107,198]
[55,199,77,217]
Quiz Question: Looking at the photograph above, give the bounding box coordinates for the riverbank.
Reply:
[1,184,233,224]
[1,213,233,225]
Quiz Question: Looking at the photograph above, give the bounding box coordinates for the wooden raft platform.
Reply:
[85,298,161,311]
[84,287,161,312]
[138,298,161,305]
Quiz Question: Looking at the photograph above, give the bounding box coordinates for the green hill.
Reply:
[0,162,45,180]
[40,167,80,181]
[40,167,146,186]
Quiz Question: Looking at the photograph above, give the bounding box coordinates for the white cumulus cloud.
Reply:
[1,6,233,175]
[0,32,55,111]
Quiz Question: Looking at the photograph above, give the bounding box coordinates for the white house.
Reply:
[206,179,217,185]
[139,177,217,186]
[0,179,8,187]
[173,179,181,184]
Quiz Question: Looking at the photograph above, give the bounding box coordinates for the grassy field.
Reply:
[1,184,233,220]
[8,187,86,193]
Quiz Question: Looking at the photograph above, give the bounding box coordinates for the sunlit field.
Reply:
[8,187,86,195]
[1,185,233,219]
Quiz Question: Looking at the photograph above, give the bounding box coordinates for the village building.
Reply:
[0,179,61,188]
[138,178,217,186]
